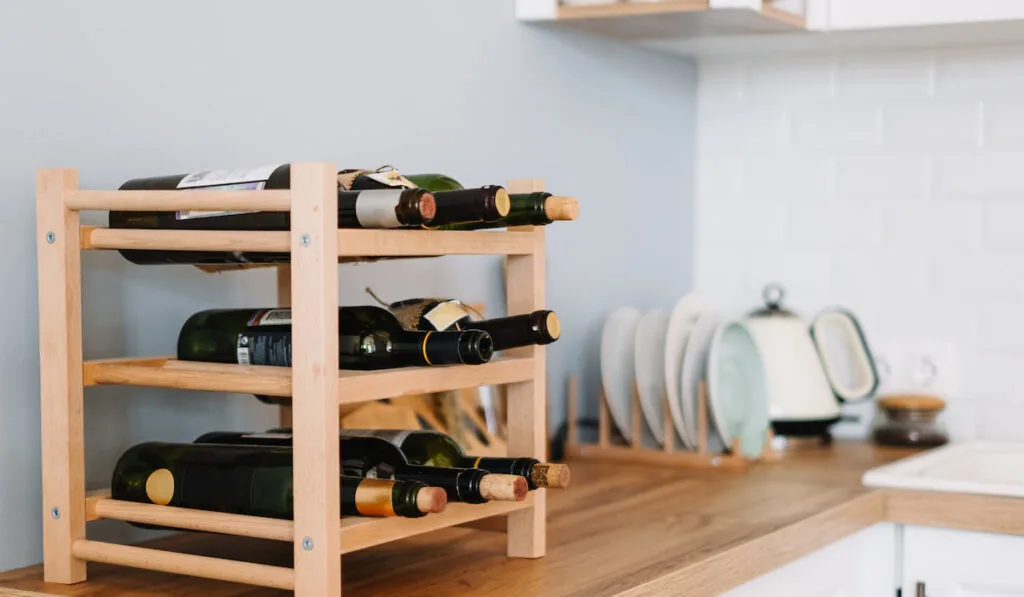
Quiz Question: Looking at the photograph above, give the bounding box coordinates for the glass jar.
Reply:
[872,394,948,448]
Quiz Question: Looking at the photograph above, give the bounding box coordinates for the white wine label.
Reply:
[363,170,416,189]
[236,335,251,365]
[241,432,291,440]
[354,190,403,228]
[175,164,281,220]
[423,300,469,331]
[247,309,292,327]
[340,429,412,447]
[177,164,281,189]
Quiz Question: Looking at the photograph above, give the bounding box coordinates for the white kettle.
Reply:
[744,284,878,437]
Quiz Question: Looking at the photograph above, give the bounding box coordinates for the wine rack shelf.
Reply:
[36,164,550,596]
[83,356,536,403]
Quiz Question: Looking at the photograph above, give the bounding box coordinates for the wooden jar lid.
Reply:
[878,394,946,412]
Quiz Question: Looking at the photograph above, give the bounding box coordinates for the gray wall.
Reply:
[0,1,695,571]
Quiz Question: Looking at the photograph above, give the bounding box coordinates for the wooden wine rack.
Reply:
[36,164,549,595]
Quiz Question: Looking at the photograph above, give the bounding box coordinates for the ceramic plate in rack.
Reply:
[680,310,726,452]
[664,293,709,448]
[634,309,670,446]
[601,307,642,442]
[707,321,770,459]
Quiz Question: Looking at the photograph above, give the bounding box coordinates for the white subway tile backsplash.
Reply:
[697,47,1024,441]
[982,203,1024,250]
[745,58,837,102]
[933,153,1024,199]
[882,101,981,149]
[935,47,1024,97]
[743,155,833,202]
[791,103,881,150]
[786,202,881,249]
[881,202,981,249]
[837,52,934,100]
[981,99,1024,149]
[834,155,929,202]
[699,200,787,246]
[930,253,1024,301]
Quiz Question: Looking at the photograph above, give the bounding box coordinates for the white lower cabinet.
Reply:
[723,523,896,597]
[903,526,1024,596]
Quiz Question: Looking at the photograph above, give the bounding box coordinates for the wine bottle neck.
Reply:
[465,311,559,352]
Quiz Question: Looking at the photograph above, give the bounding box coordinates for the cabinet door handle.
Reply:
[916,582,926,597]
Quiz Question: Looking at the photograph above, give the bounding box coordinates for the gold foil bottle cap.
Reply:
[145,468,175,505]
[495,188,511,217]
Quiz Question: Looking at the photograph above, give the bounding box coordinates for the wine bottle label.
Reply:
[237,331,291,366]
[354,190,403,228]
[340,429,413,446]
[362,170,416,189]
[247,309,292,327]
[174,164,282,220]
[353,478,397,517]
[423,300,469,331]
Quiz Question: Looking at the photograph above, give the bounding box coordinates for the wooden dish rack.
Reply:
[564,376,776,472]
[36,164,549,595]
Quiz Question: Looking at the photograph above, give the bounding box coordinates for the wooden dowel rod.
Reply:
[88,498,294,542]
[66,190,292,212]
[567,376,579,448]
[599,386,611,449]
[698,381,708,455]
[630,382,641,449]
[71,540,295,591]
[662,390,674,453]
[81,227,290,252]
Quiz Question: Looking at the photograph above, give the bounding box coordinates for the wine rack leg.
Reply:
[289,163,341,595]
[36,169,87,583]
[504,179,547,558]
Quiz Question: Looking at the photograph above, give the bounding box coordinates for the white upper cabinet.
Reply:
[515,0,807,40]
[823,0,1024,30]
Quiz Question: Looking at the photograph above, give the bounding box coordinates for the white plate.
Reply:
[680,311,726,451]
[634,309,670,445]
[707,321,770,459]
[601,307,642,442]
[664,293,710,448]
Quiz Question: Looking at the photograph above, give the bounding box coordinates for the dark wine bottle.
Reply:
[194,431,527,503]
[346,172,509,227]
[110,442,447,519]
[387,298,560,351]
[109,164,437,266]
[177,305,494,370]
[374,173,577,230]
[437,192,578,230]
[340,429,571,490]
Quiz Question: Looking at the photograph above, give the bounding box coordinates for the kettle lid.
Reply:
[749,283,798,318]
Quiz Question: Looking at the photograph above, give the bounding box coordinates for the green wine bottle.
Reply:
[194,431,527,503]
[109,164,437,266]
[437,192,579,230]
[339,429,571,490]
[405,173,463,192]
[386,298,560,352]
[177,305,494,370]
[110,442,447,519]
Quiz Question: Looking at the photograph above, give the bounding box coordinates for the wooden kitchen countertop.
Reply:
[3,442,1023,597]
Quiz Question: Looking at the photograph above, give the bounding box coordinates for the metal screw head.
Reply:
[301,537,313,551]
[299,234,311,247]
[50,507,60,520]
[45,232,56,244]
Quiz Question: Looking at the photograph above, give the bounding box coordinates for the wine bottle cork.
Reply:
[544,196,579,221]
[546,312,561,341]
[479,473,528,502]
[530,462,571,489]
[415,486,448,514]
[495,188,512,217]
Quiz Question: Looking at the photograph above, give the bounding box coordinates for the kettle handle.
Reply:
[810,309,879,402]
